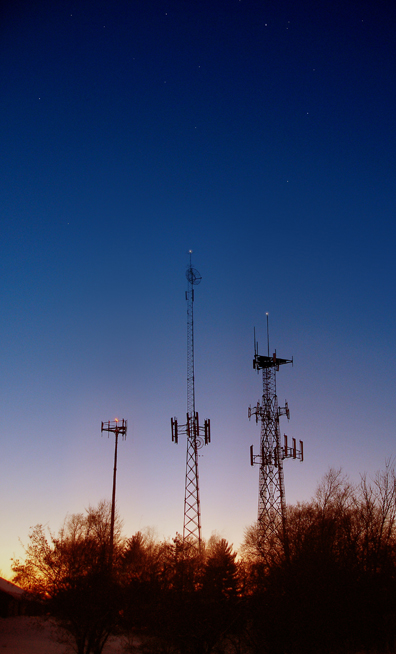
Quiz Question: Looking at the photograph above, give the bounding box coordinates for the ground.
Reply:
[0,616,126,653]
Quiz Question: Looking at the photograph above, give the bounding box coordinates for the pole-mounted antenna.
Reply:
[266,312,269,357]
[101,418,127,567]
[185,250,201,418]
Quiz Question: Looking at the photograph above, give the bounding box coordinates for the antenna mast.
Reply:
[101,418,127,567]
[171,251,211,549]
[249,317,303,563]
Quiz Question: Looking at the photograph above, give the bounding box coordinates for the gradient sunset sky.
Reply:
[1,0,395,577]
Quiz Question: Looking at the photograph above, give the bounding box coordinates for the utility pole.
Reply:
[249,316,303,561]
[171,251,211,549]
[101,418,127,566]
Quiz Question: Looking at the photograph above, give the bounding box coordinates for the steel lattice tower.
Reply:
[249,317,303,560]
[171,252,211,548]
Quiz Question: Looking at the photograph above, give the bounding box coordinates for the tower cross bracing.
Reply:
[171,252,211,549]
[249,323,303,560]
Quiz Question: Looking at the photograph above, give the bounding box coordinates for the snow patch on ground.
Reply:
[0,616,126,653]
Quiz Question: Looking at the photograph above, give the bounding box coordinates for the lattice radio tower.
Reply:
[171,251,211,549]
[248,315,303,560]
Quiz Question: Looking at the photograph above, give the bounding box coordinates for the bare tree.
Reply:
[12,501,124,654]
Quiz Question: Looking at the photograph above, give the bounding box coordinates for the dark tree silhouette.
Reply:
[12,501,124,654]
[122,534,243,654]
[12,467,396,654]
[241,466,396,654]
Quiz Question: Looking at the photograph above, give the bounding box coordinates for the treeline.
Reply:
[12,466,396,654]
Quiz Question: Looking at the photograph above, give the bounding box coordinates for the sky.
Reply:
[1,0,395,578]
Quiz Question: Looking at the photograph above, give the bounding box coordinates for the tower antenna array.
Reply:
[248,316,303,561]
[171,251,211,549]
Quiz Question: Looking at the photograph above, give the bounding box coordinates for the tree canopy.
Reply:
[12,501,124,654]
[12,466,396,653]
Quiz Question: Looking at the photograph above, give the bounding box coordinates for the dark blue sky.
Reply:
[1,0,395,576]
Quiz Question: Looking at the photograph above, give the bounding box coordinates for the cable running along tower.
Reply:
[171,252,211,549]
[249,315,303,559]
